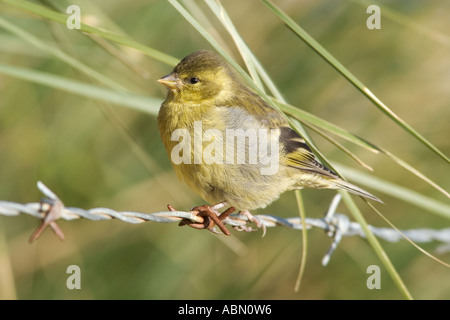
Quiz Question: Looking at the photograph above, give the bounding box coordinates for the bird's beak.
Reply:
[157,72,182,90]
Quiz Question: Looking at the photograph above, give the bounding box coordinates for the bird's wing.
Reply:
[279,127,338,179]
[231,88,339,179]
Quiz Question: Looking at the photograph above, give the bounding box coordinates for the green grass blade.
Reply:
[0,34,48,57]
[337,163,450,219]
[0,63,160,115]
[274,99,381,153]
[181,0,235,54]
[1,0,179,66]
[353,0,450,47]
[204,0,321,152]
[275,99,449,198]
[0,16,126,92]
[167,0,254,87]
[294,190,308,292]
[381,150,450,199]
[341,192,413,300]
[261,0,449,164]
[301,122,374,171]
[204,0,265,91]
[35,0,153,79]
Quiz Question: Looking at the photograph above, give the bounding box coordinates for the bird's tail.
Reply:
[331,179,383,203]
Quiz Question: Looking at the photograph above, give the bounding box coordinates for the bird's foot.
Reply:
[168,203,234,236]
[233,210,266,237]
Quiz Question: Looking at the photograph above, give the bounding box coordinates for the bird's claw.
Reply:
[232,225,257,232]
[238,210,267,237]
[168,204,235,236]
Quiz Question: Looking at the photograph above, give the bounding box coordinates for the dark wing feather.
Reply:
[279,127,338,179]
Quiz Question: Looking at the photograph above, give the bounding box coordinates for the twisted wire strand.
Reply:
[1,182,449,264]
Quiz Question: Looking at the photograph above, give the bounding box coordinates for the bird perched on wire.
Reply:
[157,49,381,235]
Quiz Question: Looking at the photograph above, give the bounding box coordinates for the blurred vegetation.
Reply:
[0,0,449,299]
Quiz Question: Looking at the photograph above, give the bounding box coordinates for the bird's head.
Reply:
[158,50,236,105]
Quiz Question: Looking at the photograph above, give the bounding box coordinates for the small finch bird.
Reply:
[157,50,381,235]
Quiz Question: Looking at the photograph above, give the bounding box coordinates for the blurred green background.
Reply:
[0,0,449,299]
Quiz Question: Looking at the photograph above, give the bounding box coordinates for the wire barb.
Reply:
[1,182,449,264]
[28,197,65,243]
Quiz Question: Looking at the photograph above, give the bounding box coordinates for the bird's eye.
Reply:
[189,77,199,84]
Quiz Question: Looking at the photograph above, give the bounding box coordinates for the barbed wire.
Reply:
[0,181,449,265]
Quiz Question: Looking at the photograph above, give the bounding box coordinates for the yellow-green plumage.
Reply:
[157,50,381,211]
